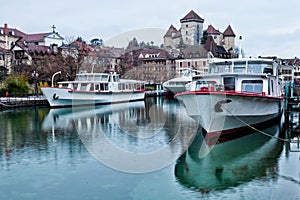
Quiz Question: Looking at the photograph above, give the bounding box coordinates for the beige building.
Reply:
[164,10,204,48]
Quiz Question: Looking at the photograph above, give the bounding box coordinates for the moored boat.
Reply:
[163,69,201,94]
[41,72,146,108]
[175,57,284,136]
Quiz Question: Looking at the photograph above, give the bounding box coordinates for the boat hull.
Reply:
[175,91,283,135]
[41,87,145,108]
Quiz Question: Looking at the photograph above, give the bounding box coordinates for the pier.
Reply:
[0,94,48,110]
[285,82,300,152]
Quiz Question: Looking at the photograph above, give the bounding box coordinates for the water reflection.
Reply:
[42,98,199,173]
[175,123,284,192]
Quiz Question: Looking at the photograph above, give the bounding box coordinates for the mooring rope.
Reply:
[224,107,290,142]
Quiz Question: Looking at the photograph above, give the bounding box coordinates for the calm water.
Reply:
[0,97,299,200]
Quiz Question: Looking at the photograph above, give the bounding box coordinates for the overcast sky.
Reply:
[2,0,300,58]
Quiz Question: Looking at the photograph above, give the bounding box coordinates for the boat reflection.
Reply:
[42,98,199,173]
[175,123,284,192]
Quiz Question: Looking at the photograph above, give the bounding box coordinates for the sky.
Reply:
[2,0,300,58]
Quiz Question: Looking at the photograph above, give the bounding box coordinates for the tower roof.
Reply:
[206,25,220,35]
[223,25,236,37]
[164,24,178,38]
[180,10,204,23]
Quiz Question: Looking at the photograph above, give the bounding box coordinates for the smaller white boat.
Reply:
[163,69,201,94]
[41,72,145,108]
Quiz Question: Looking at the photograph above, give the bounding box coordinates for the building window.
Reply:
[186,31,188,35]
[186,24,188,28]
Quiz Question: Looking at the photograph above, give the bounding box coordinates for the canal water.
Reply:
[0,97,299,200]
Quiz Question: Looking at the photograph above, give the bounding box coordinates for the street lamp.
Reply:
[31,70,39,95]
[52,71,61,87]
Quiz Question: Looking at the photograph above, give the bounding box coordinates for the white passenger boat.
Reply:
[41,72,145,108]
[163,69,201,94]
[175,57,284,136]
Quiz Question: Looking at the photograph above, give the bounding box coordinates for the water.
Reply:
[0,97,299,200]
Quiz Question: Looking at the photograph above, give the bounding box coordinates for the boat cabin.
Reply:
[191,58,282,97]
[58,72,144,92]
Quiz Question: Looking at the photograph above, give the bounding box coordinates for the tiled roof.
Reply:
[181,45,208,58]
[25,33,51,42]
[223,25,236,37]
[180,10,204,23]
[206,25,220,35]
[203,36,216,54]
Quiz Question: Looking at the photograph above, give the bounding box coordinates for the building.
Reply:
[0,24,64,75]
[176,45,211,75]
[164,10,204,48]
[163,10,236,57]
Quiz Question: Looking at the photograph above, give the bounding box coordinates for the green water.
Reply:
[0,97,299,199]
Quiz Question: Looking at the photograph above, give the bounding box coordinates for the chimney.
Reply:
[4,23,8,35]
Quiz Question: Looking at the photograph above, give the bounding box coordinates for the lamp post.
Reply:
[31,70,39,96]
[52,71,61,87]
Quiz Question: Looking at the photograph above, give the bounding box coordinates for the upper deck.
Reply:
[208,58,276,76]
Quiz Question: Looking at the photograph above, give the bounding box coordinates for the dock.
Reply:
[0,95,48,110]
[284,82,300,152]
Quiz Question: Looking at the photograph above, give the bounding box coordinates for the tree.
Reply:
[127,37,139,50]
[4,74,30,94]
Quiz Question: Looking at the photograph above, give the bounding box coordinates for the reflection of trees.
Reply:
[0,108,83,164]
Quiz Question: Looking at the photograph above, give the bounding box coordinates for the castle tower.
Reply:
[180,10,204,45]
[223,25,236,51]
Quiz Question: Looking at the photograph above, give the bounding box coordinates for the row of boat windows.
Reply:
[196,80,265,93]
[75,74,120,82]
[60,83,141,91]
[209,62,274,74]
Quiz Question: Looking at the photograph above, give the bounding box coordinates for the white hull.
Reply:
[163,76,192,94]
[176,92,283,134]
[41,87,145,108]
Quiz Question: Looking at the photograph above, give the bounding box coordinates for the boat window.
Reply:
[242,80,263,93]
[101,75,108,81]
[223,77,235,91]
[247,62,262,73]
[263,67,273,74]
[195,81,208,90]
[210,62,232,73]
[195,81,216,91]
[80,83,87,91]
[100,83,108,90]
[113,75,119,82]
[233,62,246,73]
[94,75,101,81]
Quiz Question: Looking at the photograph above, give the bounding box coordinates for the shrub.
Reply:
[4,75,30,94]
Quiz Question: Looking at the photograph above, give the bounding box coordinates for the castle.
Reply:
[163,10,236,58]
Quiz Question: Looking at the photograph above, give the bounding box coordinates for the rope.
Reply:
[224,107,290,142]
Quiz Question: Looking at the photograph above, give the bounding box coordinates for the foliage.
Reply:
[4,74,30,94]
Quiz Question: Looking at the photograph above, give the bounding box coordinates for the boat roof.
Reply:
[209,57,274,63]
